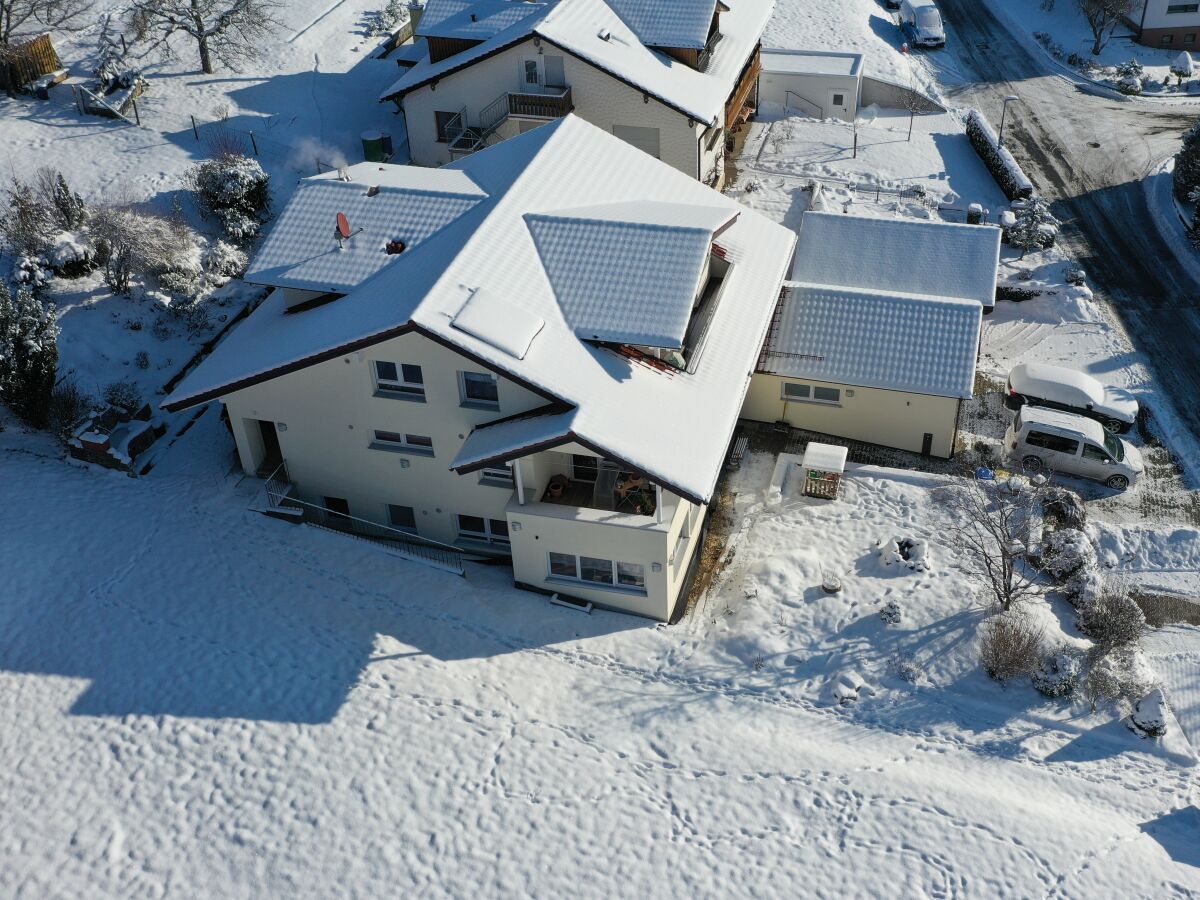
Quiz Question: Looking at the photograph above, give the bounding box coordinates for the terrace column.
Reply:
[514,458,526,505]
[656,484,663,524]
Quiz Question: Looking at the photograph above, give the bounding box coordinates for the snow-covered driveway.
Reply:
[1,415,1197,896]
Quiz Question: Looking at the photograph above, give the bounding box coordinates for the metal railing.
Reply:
[452,86,573,156]
[508,84,572,118]
[262,461,465,574]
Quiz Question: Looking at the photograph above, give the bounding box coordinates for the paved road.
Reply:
[930,0,1200,469]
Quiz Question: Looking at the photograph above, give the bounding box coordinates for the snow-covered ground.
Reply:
[1,412,1198,897]
[992,0,1195,96]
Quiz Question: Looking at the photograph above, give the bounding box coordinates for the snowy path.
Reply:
[2,419,1196,896]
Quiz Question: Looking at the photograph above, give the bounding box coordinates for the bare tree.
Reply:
[127,0,281,75]
[1076,0,1135,56]
[939,476,1045,612]
[0,0,89,47]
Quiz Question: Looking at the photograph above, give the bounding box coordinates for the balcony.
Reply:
[449,86,573,156]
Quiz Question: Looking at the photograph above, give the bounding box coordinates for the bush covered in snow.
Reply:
[203,239,249,279]
[366,0,410,36]
[187,154,271,245]
[12,256,52,293]
[1130,687,1169,737]
[1077,586,1146,650]
[103,378,142,415]
[1032,645,1083,698]
[1043,486,1086,531]
[1041,528,1095,582]
[1083,646,1155,712]
[880,599,902,624]
[979,612,1044,683]
[89,206,201,294]
[0,283,59,427]
[1007,197,1060,252]
[878,536,930,572]
[888,652,924,685]
[963,109,1034,201]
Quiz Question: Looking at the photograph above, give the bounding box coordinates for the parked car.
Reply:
[1005,362,1138,433]
[1005,406,1143,490]
[899,0,946,48]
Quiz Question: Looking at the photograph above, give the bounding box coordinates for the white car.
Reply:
[1005,406,1143,490]
[1005,362,1138,434]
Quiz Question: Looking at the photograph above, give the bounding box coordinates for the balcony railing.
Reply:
[453,86,573,156]
[262,461,466,575]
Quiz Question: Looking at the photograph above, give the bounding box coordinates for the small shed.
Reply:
[758,49,864,122]
[802,442,848,499]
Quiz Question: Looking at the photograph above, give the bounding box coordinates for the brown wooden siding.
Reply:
[724,44,762,130]
[427,36,484,64]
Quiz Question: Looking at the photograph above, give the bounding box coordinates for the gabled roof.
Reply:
[605,0,718,49]
[380,0,772,128]
[419,0,548,40]
[761,282,981,399]
[243,163,486,293]
[525,202,733,347]
[164,116,796,506]
[791,212,1001,308]
[451,407,579,472]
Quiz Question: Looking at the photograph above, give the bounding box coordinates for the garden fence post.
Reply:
[131,98,140,126]
[191,115,199,140]
[249,131,259,156]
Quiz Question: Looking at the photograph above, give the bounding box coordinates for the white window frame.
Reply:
[781,381,841,405]
[459,371,500,410]
[374,360,425,401]
[546,552,647,593]
[479,461,515,486]
[370,429,435,456]
[456,514,510,545]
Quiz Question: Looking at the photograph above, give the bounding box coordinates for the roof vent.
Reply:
[367,185,380,197]
[337,166,350,182]
[598,27,611,41]
[386,239,407,255]
[470,12,477,20]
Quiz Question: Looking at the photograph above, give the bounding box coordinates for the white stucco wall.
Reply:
[758,71,860,121]
[223,331,547,547]
[400,37,706,178]
[1139,0,1200,32]
[742,374,962,458]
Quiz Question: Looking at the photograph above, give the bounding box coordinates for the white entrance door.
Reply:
[519,57,545,93]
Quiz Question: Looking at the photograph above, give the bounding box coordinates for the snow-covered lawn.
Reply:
[991,0,1195,95]
[1,413,1197,896]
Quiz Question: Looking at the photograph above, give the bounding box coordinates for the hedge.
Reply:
[964,108,1034,201]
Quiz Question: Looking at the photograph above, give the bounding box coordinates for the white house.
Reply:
[757,48,863,122]
[1129,0,1200,48]
[164,116,796,621]
[380,0,771,186]
[742,212,1000,458]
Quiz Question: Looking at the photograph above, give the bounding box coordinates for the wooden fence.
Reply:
[0,34,61,91]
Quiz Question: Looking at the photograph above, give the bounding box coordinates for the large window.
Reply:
[456,515,509,545]
[459,371,500,410]
[813,386,841,404]
[371,430,435,456]
[387,504,417,532]
[1167,4,1198,12]
[547,553,646,592]
[374,360,425,400]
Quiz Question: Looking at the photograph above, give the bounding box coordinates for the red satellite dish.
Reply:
[336,212,351,239]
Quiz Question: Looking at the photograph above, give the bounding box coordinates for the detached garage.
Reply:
[758,49,863,122]
[745,283,982,457]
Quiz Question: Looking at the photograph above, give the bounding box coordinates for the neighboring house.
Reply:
[757,49,863,122]
[163,116,796,621]
[379,0,771,186]
[742,212,1000,458]
[1129,0,1200,48]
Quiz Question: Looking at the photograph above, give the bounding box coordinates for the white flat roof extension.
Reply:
[761,48,863,78]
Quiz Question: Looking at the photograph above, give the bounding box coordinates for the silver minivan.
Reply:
[899,0,946,48]
[1005,406,1143,490]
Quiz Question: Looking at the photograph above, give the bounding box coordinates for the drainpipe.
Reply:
[514,458,526,505]
[656,484,664,524]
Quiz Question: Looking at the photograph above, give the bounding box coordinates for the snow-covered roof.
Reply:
[791,212,1001,308]
[419,0,549,40]
[381,0,772,127]
[525,202,734,347]
[605,0,718,49]
[452,407,578,471]
[243,163,486,293]
[165,116,796,505]
[761,282,981,399]
[761,48,862,77]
